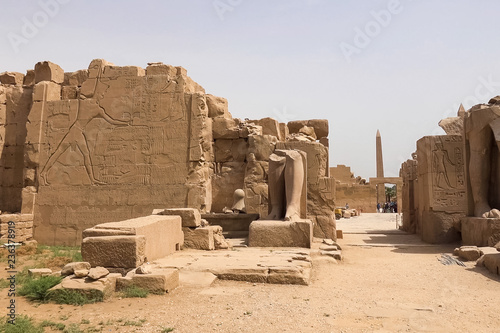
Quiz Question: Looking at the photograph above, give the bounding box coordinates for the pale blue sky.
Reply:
[1,0,500,178]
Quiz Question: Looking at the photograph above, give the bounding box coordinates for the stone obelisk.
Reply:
[376,130,385,204]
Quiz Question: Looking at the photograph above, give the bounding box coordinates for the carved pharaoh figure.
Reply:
[265,149,305,221]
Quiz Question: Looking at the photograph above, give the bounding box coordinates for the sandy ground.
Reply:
[3,213,500,333]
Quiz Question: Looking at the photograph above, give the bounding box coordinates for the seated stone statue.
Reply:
[265,149,305,221]
[465,96,500,218]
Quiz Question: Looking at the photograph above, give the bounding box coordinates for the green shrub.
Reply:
[18,275,62,302]
[41,320,65,330]
[49,289,103,306]
[121,285,149,298]
[63,323,84,333]
[0,315,44,333]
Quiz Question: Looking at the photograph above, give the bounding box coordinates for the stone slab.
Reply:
[248,220,313,248]
[84,215,183,260]
[461,217,500,247]
[49,275,116,299]
[154,208,201,227]
[183,227,214,250]
[81,235,146,268]
[201,213,259,232]
[117,269,179,293]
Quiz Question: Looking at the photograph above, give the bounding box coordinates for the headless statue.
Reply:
[265,149,305,221]
[466,97,500,218]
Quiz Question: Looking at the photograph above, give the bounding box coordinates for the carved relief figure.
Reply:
[265,149,304,221]
[432,142,455,189]
[39,99,129,185]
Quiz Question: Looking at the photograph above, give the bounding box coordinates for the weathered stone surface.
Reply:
[88,267,109,280]
[320,250,342,260]
[156,208,201,227]
[481,253,500,275]
[206,94,229,118]
[0,72,24,86]
[28,268,52,278]
[201,213,260,232]
[117,269,179,293]
[250,118,281,140]
[34,61,64,84]
[61,262,91,276]
[211,225,231,249]
[214,139,247,162]
[84,215,183,260]
[248,220,312,248]
[248,135,278,161]
[33,81,61,101]
[454,246,481,261]
[74,269,89,278]
[288,119,328,138]
[23,70,35,86]
[213,118,240,139]
[319,244,340,251]
[439,117,463,136]
[81,236,146,268]
[461,217,500,247]
[50,275,115,299]
[183,227,214,250]
[267,265,310,285]
[135,265,152,274]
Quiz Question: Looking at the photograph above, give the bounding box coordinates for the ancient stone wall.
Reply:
[415,135,466,243]
[0,59,337,245]
[334,183,376,213]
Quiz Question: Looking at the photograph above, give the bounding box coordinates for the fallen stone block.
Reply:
[212,266,269,283]
[28,268,52,278]
[183,227,214,250]
[179,271,217,287]
[49,275,115,300]
[81,236,146,268]
[267,265,311,285]
[454,246,481,261]
[84,215,183,261]
[320,250,342,260]
[155,208,201,227]
[88,267,109,280]
[74,270,89,278]
[248,220,312,248]
[61,262,91,276]
[117,269,179,293]
[482,253,500,275]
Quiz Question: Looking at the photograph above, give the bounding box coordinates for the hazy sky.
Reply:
[1,0,500,179]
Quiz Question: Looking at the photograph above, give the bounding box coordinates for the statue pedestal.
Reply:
[460,217,500,247]
[248,219,312,248]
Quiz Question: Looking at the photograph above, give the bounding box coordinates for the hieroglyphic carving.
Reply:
[429,136,466,211]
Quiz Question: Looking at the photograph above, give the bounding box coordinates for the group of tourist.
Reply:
[377,202,397,213]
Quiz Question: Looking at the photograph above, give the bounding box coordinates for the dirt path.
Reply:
[5,213,500,332]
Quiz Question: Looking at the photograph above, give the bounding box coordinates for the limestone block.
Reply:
[102,66,145,79]
[86,215,183,260]
[279,123,289,141]
[81,236,146,268]
[277,141,328,184]
[267,266,310,285]
[28,268,52,278]
[248,135,278,161]
[461,217,500,247]
[312,215,337,240]
[88,267,109,280]
[454,246,481,261]
[201,213,260,232]
[439,117,463,136]
[64,70,88,86]
[206,94,229,118]
[123,269,179,293]
[320,250,342,260]
[482,253,500,275]
[0,72,24,86]
[50,275,115,299]
[183,226,214,250]
[239,123,262,138]
[213,118,240,139]
[421,211,461,244]
[214,139,247,162]
[288,119,328,138]
[33,81,61,101]
[74,269,89,278]
[250,118,281,140]
[61,262,91,276]
[156,208,201,227]
[145,62,177,77]
[34,61,64,84]
[0,87,6,104]
[248,220,313,248]
[61,86,78,100]
[23,70,35,86]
